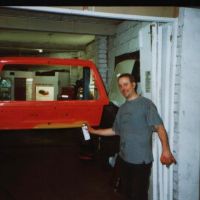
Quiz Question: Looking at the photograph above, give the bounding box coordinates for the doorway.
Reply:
[139,22,176,200]
[14,78,26,100]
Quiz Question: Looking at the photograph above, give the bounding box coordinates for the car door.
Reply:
[0,57,109,130]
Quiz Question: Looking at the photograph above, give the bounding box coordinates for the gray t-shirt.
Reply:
[112,96,163,164]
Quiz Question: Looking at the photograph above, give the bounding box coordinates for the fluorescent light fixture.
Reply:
[38,49,43,53]
[26,78,33,82]
[61,95,69,98]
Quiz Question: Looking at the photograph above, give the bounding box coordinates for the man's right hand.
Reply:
[86,124,115,136]
[87,124,95,134]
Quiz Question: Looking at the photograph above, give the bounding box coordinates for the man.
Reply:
[88,73,176,200]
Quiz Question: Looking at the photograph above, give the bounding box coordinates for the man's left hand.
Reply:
[160,151,177,167]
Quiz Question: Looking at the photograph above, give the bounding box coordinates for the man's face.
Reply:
[118,77,136,99]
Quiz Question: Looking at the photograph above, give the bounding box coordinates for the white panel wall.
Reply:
[175,7,200,200]
[172,9,184,200]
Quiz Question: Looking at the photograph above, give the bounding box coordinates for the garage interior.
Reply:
[0,7,127,200]
[0,6,176,200]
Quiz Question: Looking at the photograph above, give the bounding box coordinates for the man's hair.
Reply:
[117,73,136,83]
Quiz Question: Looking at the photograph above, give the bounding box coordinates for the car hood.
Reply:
[108,59,135,107]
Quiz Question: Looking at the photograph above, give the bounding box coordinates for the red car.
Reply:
[0,57,109,130]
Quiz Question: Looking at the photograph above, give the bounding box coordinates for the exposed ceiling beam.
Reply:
[0,29,95,52]
[8,6,176,22]
[0,15,117,35]
[0,42,86,51]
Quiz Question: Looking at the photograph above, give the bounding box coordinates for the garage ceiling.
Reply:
[0,7,123,56]
[0,29,95,53]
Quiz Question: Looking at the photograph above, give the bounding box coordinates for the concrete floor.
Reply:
[0,129,124,200]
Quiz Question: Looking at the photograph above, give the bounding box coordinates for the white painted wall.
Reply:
[175,7,200,200]
[107,21,149,90]
[2,70,59,100]
[2,71,33,100]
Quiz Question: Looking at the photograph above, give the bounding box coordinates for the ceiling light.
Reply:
[38,49,43,53]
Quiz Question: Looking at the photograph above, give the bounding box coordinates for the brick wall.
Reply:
[85,36,108,90]
[95,36,108,88]
[85,41,97,62]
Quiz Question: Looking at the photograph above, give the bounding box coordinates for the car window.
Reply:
[0,64,99,101]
